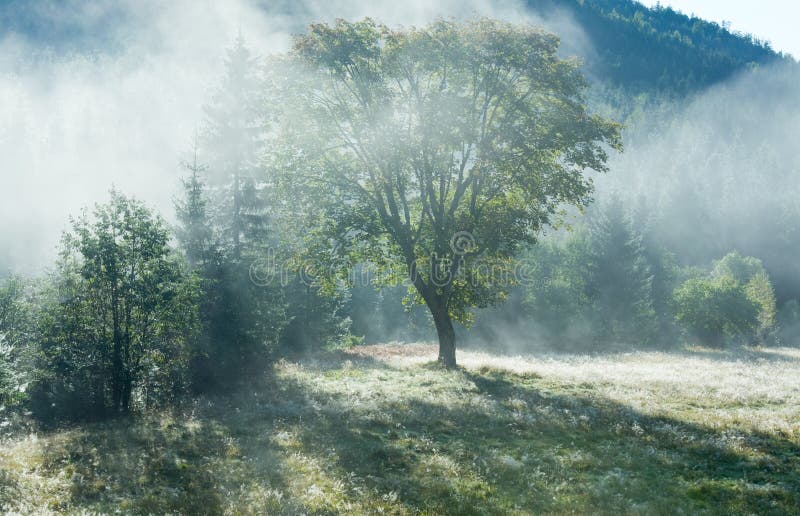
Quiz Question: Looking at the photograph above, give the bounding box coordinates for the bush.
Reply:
[672,275,759,347]
[0,277,36,412]
[713,252,777,342]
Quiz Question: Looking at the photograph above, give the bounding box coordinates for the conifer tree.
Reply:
[175,141,213,269]
[586,196,657,345]
[203,33,269,260]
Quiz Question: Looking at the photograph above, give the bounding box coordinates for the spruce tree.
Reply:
[203,33,269,260]
[586,196,657,345]
[187,36,287,383]
[175,142,213,269]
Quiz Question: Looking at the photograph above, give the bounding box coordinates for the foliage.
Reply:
[672,275,759,347]
[509,198,674,350]
[175,37,293,389]
[585,197,657,345]
[272,18,620,365]
[279,276,352,353]
[0,277,36,410]
[29,191,200,422]
[712,252,778,342]
[520,231,593,345]
[174,149,213,270]
[712,251,768,285]
[744,272,778,341]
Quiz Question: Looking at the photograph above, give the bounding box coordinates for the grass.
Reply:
[1,343,799,514]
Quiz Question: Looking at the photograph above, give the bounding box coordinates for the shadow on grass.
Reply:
[27,350,800,514]
[38,415,275,513]
[0,468,19,511]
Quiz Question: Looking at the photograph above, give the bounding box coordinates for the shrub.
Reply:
[672,275,759,347]
[712,252,777,342]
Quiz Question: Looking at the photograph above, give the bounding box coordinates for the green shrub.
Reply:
[713,252,777,342]
[672,275,759,347]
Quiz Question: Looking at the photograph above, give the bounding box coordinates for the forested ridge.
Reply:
[527,0,788,95]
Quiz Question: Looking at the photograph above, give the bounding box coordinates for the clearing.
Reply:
[1,344,799,514]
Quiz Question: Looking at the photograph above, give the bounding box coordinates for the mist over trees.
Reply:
[2,2,800,512]
[0,6,796,422]
[270,18,620,366]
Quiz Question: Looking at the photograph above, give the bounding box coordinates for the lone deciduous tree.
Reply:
[273,18,621,367]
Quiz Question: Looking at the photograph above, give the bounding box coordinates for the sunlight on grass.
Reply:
[1,344,799,513]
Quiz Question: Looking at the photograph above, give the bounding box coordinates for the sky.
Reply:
[639,0,799,59]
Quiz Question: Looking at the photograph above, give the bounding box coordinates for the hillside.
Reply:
[0,0,789,95]
[532,0,789,95]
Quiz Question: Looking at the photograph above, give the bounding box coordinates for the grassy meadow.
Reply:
[1,343,799,514]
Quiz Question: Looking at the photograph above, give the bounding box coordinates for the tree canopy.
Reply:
[271,18,621,366]
[33,191,199,419]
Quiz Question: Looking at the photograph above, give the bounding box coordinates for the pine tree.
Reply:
[181,36,288,386]
[632,195,679,343]
[175,141,212,269]
[586,196,657,345]
[203,34,269,260]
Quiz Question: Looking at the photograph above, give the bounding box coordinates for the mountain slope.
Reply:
[527,0,790,96]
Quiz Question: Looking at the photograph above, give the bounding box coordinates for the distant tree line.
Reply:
[525,0,788,98]
[467,196,785,352]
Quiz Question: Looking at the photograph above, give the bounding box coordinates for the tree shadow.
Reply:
[37,416,264,513]
[23,351,800,513]
[274,359,800,513]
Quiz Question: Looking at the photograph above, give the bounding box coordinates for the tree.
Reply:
[36,191,199,418]
[745,271,777,342]
[631,195,680,344]
[585,197,657,345]
[519,232,594,347]
[712,251,777,342]
[185,36,289,386]
[272,18,621,366]
[203,34,269,260]
[712,251,766,285]
[174,142,213,269]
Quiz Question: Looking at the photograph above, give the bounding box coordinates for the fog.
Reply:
[0,0,593,274]
[3,4,800,510]
[598,62,800,298]
[3,0,799,345]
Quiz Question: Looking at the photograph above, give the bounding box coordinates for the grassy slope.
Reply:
[1,344,799,514]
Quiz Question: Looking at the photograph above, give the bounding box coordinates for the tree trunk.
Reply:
[431,304,457,368]
[121,374,132,415]
[112,336,123,413]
